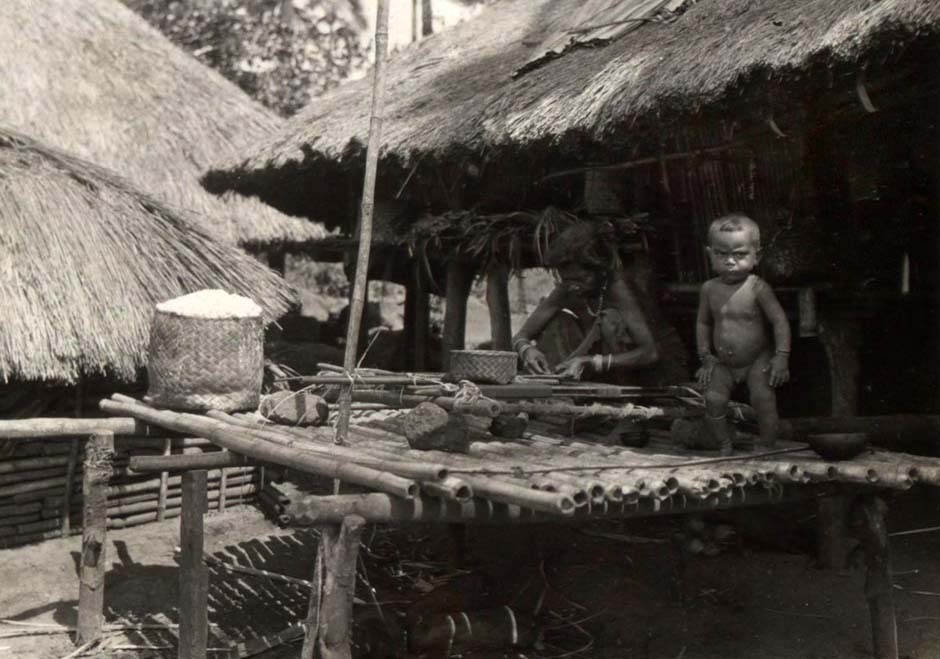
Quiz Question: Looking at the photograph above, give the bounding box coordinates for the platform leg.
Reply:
[76,431,114,645]
[816,493,847,570]
[853,496,898,659]
[179,470,208,659]
[302,515,367,659]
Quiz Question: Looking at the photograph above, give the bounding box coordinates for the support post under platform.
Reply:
[301,515,367,659]
[853,496,898,659]
[76,430,114,645]
[816,493,847,570]
[179,470,208,659]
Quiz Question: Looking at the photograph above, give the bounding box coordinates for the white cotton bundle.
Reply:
[156,289,262,319]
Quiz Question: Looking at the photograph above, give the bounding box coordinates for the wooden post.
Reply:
[157,437,172,521]
[335,0,391,446]
[301,515,366,659]
[442,260,474,371]
[853,496,898,659]
[413,260,430,371]
[818,315,861,416]
[486,262,512,351]
[816,494,847,570]
[179,470,208,659]
[76,430,113,645]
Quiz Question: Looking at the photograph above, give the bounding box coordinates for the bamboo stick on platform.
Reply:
[101,397,419,500]
[209,410,448,482]
[0,417,150,439]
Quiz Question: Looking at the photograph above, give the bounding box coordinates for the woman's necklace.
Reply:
[586,279,608,317]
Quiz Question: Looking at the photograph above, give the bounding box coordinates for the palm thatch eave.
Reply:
[0,0,325,250]
[0,126,296,385]
[204,0,940,197]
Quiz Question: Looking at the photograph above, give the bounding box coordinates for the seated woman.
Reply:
[511,222,688,386]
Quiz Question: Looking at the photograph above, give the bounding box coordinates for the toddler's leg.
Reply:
[747,354,779,448]
[703,365,734,455]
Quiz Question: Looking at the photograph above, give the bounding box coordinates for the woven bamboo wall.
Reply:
[0,436,261,549]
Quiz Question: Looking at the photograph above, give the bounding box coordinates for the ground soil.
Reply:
[2,488,940,658]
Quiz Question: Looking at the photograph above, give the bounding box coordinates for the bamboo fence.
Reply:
[0,431,261,549]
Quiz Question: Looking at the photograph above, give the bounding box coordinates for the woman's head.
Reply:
[544,221,620,293]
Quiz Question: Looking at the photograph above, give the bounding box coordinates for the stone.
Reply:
[402,403,471,453]
[490,412,529,439]
[259,390,329,426]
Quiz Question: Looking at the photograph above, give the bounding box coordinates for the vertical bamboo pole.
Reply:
[179,469,208,659]
[335,0,391,446]
[486,262,512,351]
[62,381,84,535]
[300,544,323,659]
[76,430,113,646]
[157,437,172,521]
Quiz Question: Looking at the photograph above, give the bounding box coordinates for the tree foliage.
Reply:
[122,0,368,116]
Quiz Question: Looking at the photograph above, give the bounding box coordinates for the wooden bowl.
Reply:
[807,432,868,461]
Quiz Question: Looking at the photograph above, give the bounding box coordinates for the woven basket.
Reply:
[449,350,517,385]
[146,309,264,412]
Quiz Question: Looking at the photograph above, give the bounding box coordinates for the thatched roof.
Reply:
[0,127,295,384]
[205,0,940,193]
[0,0,324,249]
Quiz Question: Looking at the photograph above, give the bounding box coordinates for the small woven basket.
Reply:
[449,350,517,385]
[146,309,264,412]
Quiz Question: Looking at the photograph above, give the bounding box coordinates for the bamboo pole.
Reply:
[157,437,172,522]
[130,451,251,473]
[335,0,391,447]
[101,398,418,499]
[211,411,448,482]
[0,417,148,439]
[76,431,113,645]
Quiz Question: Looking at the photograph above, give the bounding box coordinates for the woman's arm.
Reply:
[596,277,659,371]
[511,286,563,374]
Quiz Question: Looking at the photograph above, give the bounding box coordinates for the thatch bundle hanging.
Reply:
[0,127,294,383]
[0,0,325,249]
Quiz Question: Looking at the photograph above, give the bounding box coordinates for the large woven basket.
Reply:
[146,309,264,412]
[449,350,517,385]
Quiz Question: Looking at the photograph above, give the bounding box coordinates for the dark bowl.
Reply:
[807,432,868,461]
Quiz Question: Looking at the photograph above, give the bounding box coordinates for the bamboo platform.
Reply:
[92,395,940,524]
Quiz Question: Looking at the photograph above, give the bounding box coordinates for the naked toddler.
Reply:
[695,214,791,454]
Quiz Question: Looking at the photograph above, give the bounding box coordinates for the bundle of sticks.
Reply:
[275,363,675,422]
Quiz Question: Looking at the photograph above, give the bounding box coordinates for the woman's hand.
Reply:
[554,355,591,380]
[521,346,551,375]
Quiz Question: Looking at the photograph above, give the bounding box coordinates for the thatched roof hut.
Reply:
[0,127,295,384]
[0,0,324,250]
[205,0,940,208]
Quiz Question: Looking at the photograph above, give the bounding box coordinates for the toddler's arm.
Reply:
[755,280,791,386]
[695,282,717,385]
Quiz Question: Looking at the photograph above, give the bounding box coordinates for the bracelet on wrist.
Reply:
[519,343,537,361]
[605,354,613,371]
[775,349,790,356]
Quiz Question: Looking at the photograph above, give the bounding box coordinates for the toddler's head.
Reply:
[706,213,761,282]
